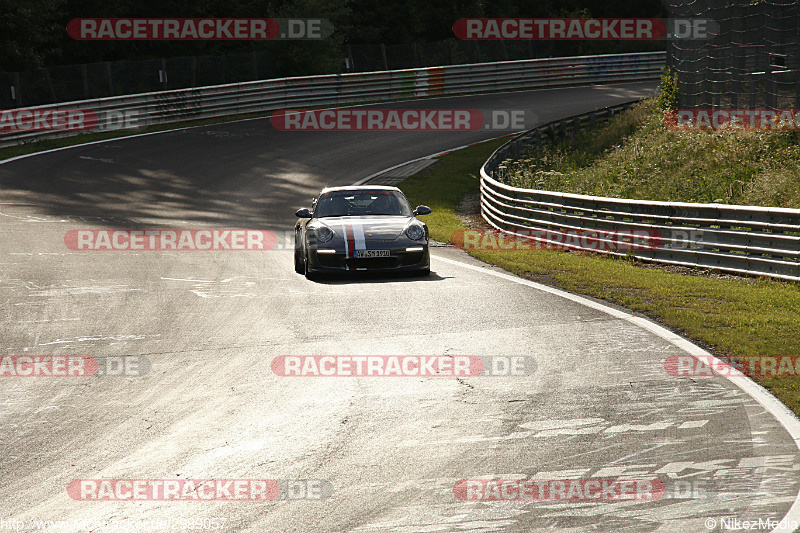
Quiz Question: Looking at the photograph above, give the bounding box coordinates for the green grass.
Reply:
[497,98,800,208]
[400,137,800,418]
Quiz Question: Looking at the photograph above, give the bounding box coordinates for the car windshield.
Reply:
[314,190,413,217]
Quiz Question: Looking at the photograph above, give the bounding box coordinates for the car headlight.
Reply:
[314,225,335,243]
[405,224,425,241]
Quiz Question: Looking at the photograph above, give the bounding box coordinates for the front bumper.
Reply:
[307,246,430,273]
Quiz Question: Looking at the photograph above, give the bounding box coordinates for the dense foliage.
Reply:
[0,0,666,72]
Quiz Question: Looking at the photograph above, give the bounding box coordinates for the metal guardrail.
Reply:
[0,51,665,148]
[480,103,800,282]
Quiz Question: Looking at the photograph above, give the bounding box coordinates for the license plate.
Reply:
[354,250,390,258]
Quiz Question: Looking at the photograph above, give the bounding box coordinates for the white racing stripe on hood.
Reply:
[352,218,366,249]
[340,217,366,257]
[340,220,352,256]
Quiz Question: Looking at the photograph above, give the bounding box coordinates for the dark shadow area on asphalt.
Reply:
[0,125,338,230]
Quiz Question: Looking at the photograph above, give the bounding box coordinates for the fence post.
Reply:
[766,68,777,109]
[380,43,388,70]
[797,7,800,108]
[796,70,800,109]
[346,44,355,72]
[12,72,21,107]
[499,40,508,61]
[43,68,57,103]
[106,61,113,95]
[81,64,89,99]
[191,56,197,87]
[161,58,168,90]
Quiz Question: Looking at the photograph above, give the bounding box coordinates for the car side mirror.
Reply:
[413,205,431,216]
[295,208,312,218]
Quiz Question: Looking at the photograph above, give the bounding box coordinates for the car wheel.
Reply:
[303,249,317,280]
[294,245,304,274]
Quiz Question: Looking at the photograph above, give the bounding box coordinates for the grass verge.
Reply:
[497,98,800,208]
[399,137,800,418]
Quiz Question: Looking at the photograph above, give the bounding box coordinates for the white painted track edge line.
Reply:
[432,253,800,533]
[353,136,514,186]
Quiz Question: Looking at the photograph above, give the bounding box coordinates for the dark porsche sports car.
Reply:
[294,186,431,278]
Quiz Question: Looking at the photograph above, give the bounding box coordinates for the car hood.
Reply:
[316,216,418,241]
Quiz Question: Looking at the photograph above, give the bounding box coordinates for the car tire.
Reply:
[303,249,317,280]
[294,229,306,274]
[294,247,304,274]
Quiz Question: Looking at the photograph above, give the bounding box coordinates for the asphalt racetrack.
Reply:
[1,81,799,532]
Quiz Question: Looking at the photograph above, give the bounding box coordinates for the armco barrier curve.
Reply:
[0,52,664,148]
[480,103,800,282]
